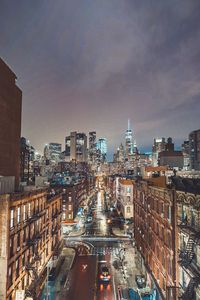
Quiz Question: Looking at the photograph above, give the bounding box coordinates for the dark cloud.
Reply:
[0,0,199,159]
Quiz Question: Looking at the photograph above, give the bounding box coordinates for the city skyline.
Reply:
[0,1,200,157]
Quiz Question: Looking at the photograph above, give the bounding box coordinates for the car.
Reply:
[99,265,111,282]
[87,216,93,222]
[135,275,146,289]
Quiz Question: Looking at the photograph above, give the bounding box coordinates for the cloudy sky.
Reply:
[0,0,200,159]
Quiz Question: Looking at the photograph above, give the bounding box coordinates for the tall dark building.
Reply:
[189,129,200,170]
[0,58,22,188]
[89,131,96,163]
[65,132,87,162]
[20,137,35,184]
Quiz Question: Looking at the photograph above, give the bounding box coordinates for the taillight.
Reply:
[100,275,103,279]
[107,275,111,279]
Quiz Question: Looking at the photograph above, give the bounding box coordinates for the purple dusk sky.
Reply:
[0,0,200,158]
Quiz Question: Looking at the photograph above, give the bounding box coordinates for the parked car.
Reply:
[87,216,93,222]
[135,275,146,289]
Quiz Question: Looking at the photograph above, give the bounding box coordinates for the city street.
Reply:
[60,190,139,300]
[65,255,97,300]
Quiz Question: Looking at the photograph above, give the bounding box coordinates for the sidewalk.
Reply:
[112,226,125,236]
[54,248,76,292]
[111,227,143,291]
[123,246,143,290]
[40,248,76,300]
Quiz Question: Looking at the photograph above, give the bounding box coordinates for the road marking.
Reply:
[113,275,117,300]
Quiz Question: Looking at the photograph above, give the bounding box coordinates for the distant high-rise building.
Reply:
[49,142,62,161]
[119,143,125,162]
[0,58,22,188]
[20,137,35,184]
[65,132,87,162]
[152,138,166,166]
[76,133,87,162]
[125,120,137,161]
[89,131,96,163]
[165,137,174,152]
[97,138,107,162]
[65,135,71,161]
[189,129,200,170]
[113,143,125,163]
[182,140,190,170]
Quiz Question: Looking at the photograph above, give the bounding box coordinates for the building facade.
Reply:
[118,178,134,220]
[20,137,35,185]
[0,189,62,300]
[65,132,87,162]
[96,138,107,162]
[174,177,200,300]
[0,58,22,188]
[62,177,87,222]
[133,180,178,300]
[88,131,97,164]
[152,138,166,167]
[189,129,200,171]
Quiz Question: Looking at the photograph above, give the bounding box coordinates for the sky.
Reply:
[0,0,200,159]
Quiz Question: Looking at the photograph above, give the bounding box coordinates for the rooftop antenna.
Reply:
[128,119,130,131]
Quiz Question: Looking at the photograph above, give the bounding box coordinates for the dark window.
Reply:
[8,266,13,287]
[10,237,14,258]
[17,232,20,250]
[16,259,19,278]
[23,228,26,243]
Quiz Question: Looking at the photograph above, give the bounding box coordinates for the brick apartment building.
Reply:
[0,189,62,300]
[0,58,22,188]
[172,176,200,299]
[133,179,178,300]
[62,177,87,222]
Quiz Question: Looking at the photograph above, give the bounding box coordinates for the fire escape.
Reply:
[179,221,200,300]
[25,211,43,299]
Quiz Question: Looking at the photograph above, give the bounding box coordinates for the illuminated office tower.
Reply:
[97,138,107,162]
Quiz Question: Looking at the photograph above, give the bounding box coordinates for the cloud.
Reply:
[0,0,199,155]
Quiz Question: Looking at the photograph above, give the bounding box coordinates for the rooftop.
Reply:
[170,176,200,194]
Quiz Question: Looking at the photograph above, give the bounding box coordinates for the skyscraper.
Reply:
[49,143,62,161]
[152,138,166,166]
[65,132,87,162]
[0,58,22,188]
[125,120,137,161]
[97,138,107,162]
[89,131,97,163]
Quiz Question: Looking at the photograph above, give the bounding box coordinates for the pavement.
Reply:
[111,225,143,292]
[40,248,76,300]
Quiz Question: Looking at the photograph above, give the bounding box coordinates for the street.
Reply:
[42,189,139,300]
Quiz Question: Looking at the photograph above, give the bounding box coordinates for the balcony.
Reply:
[178,217,200,236]
[27,232,42,246]
[52,210,60,220]
[51,224,60,236]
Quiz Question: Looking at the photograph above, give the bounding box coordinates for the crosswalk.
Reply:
[77,246,121,256]
[64,235,129,242]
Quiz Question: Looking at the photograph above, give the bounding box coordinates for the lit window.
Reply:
[28,203,31,217]
[10,209,14,228]
[127,207,131,213]
[16,259,19,277]
[68,205,72,210]
[17,207,20,224]
[23,205,26,221]
[127,187,131,193]
[69,196,72,202]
